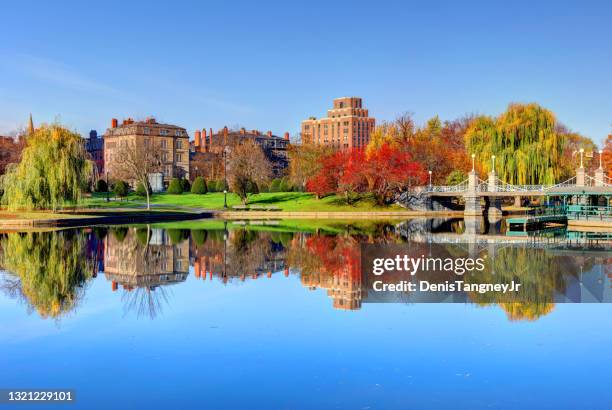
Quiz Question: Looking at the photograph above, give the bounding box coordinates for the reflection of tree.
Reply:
[288,233,364,310]
[0,231,93,318]
[104,227,189,319]
[466,247,586,321]
[499,303,555,322]
[224,229,271,278]
[121,286,170,319]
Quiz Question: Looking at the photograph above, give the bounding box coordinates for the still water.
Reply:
[0,218,611,409]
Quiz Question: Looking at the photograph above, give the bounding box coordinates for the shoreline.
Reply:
[2,208,612,229]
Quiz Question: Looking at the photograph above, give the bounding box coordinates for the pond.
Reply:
[0,218,611,409]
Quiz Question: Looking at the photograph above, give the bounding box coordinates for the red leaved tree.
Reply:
[306,144,426,204]
[363,143,427,204]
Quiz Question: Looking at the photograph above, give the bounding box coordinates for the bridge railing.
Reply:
[542,177,576,192]
[422,179,469,193]
[585,174,612,187]
[567,204,612,221]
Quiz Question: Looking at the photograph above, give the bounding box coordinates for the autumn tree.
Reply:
[228,139,272,204]
[0,124,92,211]
[0,135,24,175]
[0,230,94,318]
[306,144,426,204]
[362,144,427,204]
[603,133,612,178]
[366,113,470,184]
[287,143,332,190]
[465,103,566,185]
[109,138,163,210]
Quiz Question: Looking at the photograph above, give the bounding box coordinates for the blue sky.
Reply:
[1,0,610,144]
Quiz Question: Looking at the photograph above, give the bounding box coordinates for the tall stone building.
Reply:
[301,97,375,149]
[104,117,189,188]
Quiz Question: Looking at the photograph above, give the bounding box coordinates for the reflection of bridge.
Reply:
[417,166,612,219]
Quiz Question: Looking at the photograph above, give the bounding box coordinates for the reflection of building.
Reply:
[301,97,375,150]
[292,235,365,310]
[104,117,189,188]
[104,228,189,290]
[84,130,104,175]
[300,257,364,310]
[190,127,289,178]
[191,230,287,282]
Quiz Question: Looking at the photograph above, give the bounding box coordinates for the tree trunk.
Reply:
[144,178,151,210]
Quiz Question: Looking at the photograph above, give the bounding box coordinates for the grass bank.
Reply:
[85,192,405,212]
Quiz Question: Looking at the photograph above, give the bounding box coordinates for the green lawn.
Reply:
[84,192,404,212]
[139,218,405,235]
[0,210,91,220]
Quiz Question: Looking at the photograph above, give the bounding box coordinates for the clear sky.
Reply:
[1,0,610,144]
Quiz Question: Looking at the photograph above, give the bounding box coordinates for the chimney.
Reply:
[223,126,228,146]
[267,130,272,137]
[111,118,118,128]
[194,130,201,148]
[284,132,290,141]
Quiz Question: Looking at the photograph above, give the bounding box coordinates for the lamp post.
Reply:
[223,148,228,209]
[106,170,109,202]
[599,149,603,169]
[471,154,475,172]
[428,170,432,187]
[491,155,496,173]
[579,148,584,168]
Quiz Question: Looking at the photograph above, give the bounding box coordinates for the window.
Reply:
[175,130,182,137]
[161,139,167,149]
[160,129,168,136]
[177,153,182,162]
[176,140,182,149]
[144,127,150,135]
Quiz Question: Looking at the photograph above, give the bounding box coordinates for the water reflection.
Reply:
[0,230,95,318]
[104,226,189,318]
[0,219,610,321]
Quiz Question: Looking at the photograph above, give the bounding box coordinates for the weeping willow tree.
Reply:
[0,231,94,318]
[465,103,565,185]
[0,124,92,211]
[465,246,586,321]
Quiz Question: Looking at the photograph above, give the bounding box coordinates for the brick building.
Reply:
[190,126,289,179]
[104,117,189,188]
[301,97,375,149]
[0,135,24,175]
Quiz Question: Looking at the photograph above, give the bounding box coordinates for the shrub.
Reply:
[135,182,151,197]
[95,179,108,192]
[167,229,189,244]
[269,178,282,192]
[113,181,129,199]
[191,177,207,194]
[167,178,183,194]
[278,177,292,192]
[191,229,207,246]
[180,178,191,193]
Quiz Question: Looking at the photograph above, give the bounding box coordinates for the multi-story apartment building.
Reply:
[191,126,289,179]
[104,117,189,188]
[301,97,375,149]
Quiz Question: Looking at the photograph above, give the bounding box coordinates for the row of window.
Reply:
[143,127,184,137]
